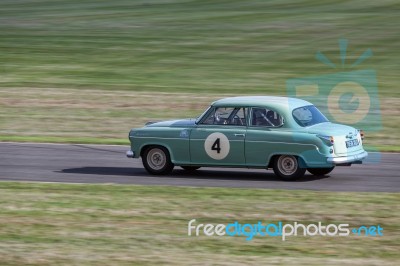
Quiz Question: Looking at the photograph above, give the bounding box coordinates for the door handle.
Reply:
[234,133,245,137]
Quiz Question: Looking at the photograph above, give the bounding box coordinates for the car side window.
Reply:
[251,108,284,127]
[232,107,246,126]
[202,107,247,126]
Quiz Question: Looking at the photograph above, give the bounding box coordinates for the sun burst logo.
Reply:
[316,39,373,69]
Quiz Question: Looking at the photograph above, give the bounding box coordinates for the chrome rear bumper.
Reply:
[126,150,135,158]
[327,151,368,164]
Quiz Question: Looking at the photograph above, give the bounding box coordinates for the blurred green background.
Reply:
[0,0,399,148]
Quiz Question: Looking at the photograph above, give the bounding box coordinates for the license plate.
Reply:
[346,139,359,148]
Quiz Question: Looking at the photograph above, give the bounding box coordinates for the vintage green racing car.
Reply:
[126,96,367,180]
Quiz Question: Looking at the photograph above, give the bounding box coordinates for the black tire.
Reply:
[142,146,174,175]
[273,155,306,181]
[307,167,335,176]
[180,166,201,171]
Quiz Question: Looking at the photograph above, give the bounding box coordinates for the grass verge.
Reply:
[0,182,398,265]
[0,135,128,145]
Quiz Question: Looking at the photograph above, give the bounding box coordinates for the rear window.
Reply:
[292,105,328,127]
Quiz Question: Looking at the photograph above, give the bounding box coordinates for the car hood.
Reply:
[305,122,357,136]
[146,119,197,128]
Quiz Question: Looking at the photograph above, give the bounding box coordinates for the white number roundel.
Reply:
[204,132,230,160]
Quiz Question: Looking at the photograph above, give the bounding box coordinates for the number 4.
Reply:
[212,138,221,153]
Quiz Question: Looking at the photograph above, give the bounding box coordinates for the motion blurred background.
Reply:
[0,1,399,265]
[0,0,399,149]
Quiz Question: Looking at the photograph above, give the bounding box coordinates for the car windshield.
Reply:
[292,105,329,127]
[196,106,211,124]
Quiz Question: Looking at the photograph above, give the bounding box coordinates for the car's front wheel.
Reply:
[307,167,335,176]
[273,155,306,181]
[142,146,174,175]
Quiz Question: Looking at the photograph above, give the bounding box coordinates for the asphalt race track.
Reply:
[0,142,399,192]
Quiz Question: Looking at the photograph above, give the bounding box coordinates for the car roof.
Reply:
[212,96,312,110]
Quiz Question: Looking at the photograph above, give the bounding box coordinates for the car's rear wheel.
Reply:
[142,146,174,175]
[307,167,335,176]
[181,166,201,171]
[273,155,306,181]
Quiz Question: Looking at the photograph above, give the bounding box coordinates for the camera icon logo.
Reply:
[286,39,381,132]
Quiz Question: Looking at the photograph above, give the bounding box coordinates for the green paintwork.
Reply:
[128,96,367,168]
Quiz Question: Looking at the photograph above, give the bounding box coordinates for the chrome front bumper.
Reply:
[327,151,368,164]
[126,150,135,158]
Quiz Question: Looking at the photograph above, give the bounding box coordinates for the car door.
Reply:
[245,107,289,167]
[190,107,247,166]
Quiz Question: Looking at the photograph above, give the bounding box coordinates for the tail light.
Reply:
[317,135,334,146]
[358,129,365,140]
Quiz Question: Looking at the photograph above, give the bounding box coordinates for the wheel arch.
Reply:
[139,143,176,162]
[267,153,308,168]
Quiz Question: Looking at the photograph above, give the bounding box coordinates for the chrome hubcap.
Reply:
[147,148,166,170]
[277,155,297,175]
